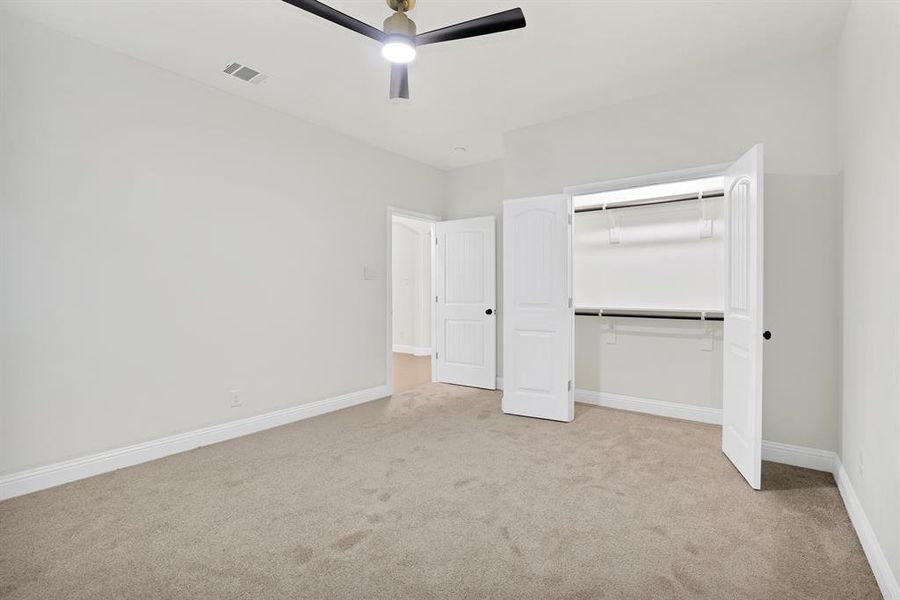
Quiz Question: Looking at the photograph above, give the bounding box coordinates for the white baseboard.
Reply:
[571,388,896,595]
[834,459,900,600]
[760,440,837,473]
[4,383,895,600]
[0,385,389,501]
[574,392,839,474]
[392,344,432,357]
[757,445,898,597]
[575,389,722,425]
[572,391,840,474]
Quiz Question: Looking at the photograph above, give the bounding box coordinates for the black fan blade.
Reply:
[390,64,409,100]
[416,8,525,46]
[281,0,385,42]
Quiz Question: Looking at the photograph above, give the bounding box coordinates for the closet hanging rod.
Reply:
[574,189,724,214]
[574,308,724,321]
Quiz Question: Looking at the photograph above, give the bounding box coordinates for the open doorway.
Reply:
[388,209,437,392]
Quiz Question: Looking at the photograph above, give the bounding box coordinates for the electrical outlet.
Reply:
[230,389,242,408]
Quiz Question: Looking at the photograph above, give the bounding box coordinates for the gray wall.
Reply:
[837,0,900,587]
[447,54,842,452]
[0,14,446,475]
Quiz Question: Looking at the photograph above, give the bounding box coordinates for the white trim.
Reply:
[573,387,897,597]
[4,386,895,598]
[575,390,840,474]
[760,440,837,473]
[0,385,389,501]
[392,344,432,356]
[575,389,722,425]
[834,459,900,600]
[386,206,441,395]
[563,163,731,198]
[552,384,896,596]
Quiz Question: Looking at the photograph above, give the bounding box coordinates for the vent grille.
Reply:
[233,66,259,81]
[222,62,268,85]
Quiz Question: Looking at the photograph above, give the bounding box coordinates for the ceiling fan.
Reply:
[281,0,526,100]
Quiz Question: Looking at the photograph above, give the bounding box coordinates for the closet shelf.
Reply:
[574,307,724,321]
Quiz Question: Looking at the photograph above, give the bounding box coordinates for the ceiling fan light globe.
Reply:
[382,39,416,63]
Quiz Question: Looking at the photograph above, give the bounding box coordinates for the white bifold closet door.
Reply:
[722,144,765,490]
[433,216,497,390]
[501,194,574,422]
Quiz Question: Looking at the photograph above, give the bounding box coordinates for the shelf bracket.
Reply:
[700,322,714,352]
[699,191,713,239]
[605,206,621,245]
[603,317,617,345]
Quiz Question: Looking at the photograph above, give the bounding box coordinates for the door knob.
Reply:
[485,309,494,315]
[763,330,772,340]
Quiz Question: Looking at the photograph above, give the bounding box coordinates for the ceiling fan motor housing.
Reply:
[383,11,416,40]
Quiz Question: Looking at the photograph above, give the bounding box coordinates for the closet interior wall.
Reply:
[574,195,726,410]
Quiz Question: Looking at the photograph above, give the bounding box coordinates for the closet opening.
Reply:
[572,175,727,424]
[502,147,765,489]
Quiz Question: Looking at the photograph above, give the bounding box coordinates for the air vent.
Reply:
[222,62,268,85]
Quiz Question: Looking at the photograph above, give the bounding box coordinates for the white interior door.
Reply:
[501,195,574,422]
[434,216,496,389]
[722,144,764,489]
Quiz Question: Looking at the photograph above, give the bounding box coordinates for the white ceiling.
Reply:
[3,0,848,170]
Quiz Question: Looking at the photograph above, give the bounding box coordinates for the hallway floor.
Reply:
[392,352,431,392]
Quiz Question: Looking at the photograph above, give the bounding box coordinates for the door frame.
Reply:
[386,206,441,395]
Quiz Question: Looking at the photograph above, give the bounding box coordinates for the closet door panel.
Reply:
[502,194,574,422]
[722,144,764,490]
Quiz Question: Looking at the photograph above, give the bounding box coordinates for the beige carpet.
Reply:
[0,384,880,600]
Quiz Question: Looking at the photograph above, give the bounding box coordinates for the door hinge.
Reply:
[435,295,438,303]
[568,214,573,225]
[568,297,573,308]
[434,352,439,359]
[567,380,573,391]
